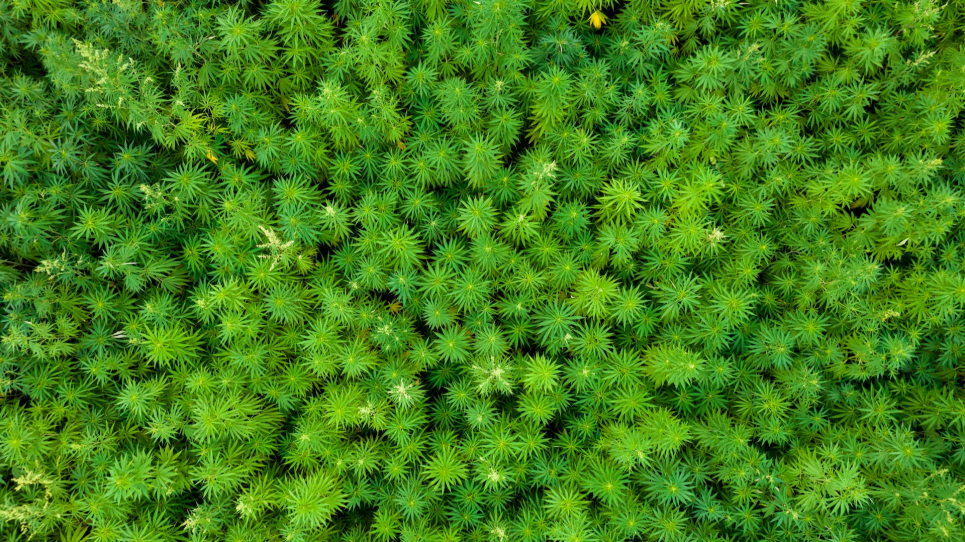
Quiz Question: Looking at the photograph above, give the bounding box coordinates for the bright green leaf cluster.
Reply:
[2,1,965,542]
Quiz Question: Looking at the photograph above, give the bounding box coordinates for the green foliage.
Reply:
[2,0,965,541]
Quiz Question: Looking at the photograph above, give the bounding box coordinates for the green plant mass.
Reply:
[4,0,965,541]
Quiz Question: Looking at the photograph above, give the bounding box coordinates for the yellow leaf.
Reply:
[588,11,607,30]
[205,149,218,164]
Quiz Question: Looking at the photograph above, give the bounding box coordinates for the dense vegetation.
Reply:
[3,0,965,541]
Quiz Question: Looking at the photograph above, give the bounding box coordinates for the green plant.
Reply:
[2,1,965,541]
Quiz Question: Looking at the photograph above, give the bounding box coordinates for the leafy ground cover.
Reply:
[2,1,965,542]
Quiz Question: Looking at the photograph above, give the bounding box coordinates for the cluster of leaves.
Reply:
[3,0,965,541]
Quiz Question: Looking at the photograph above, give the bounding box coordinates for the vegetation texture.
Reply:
[3,0,965,542]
